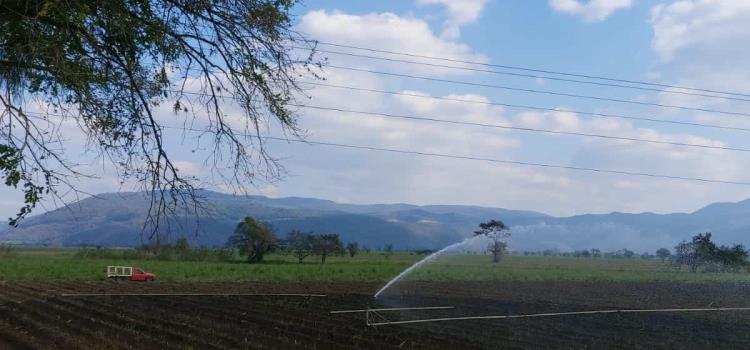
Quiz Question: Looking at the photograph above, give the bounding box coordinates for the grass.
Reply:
[0,249,419,282]
[1,248,749,283]
[405,255,750,283]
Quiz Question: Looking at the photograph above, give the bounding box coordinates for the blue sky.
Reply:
[4,0,750,218]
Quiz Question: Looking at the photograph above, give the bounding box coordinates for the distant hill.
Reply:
[1,190,750,252]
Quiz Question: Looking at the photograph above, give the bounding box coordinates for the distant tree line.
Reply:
[225,216,393,264]
[0,243,16,257]
[516,248,636,258]
[71,215,395,264]
[76,238,235,262]
[512,232,748,273]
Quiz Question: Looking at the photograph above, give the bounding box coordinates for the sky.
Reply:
[4,0,750,218]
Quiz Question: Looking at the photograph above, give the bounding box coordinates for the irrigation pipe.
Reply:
[367,307,750,326]
[330,306,454,314]
[60,293,327,297]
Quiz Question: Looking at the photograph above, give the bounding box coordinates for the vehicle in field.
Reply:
[107,266,156,281]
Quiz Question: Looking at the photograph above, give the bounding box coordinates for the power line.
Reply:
[158,125,750,186]
[26,91,748,153]
[300,46,750,103]
[165,89,750,154]
[259,136,750,186]
[22,83,750,135]
[292,104,750,153]
[19,108,748,186]
[315,41,750,99]
[301,81,750,133]
[326,65,750,119]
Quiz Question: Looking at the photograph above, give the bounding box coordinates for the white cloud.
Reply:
[297,10,487,76]
[549,0,632,22]
[649,1,750,118]
[417,0,488,40]
[650,0,750,61]
[172,161,203,177]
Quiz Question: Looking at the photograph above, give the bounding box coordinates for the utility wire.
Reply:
[326,65,750,119]
[299,46,750,103]
[21,107,749,186]
[258,136,750,186]
[292,104,750,153]
[301,81,750,133]
[24,94,748,154]
[315,41,750,99]
[158,125,750,186]
[166,90,750,155]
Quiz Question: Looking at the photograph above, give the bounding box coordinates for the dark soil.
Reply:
[0,281,749,349]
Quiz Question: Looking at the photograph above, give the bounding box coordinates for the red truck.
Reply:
[107,266,156,281]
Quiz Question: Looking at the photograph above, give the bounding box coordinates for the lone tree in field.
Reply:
[346,242,360,258]
[656,248,671,262]
[312,234,343,264]
[591,248,602,258]
[286,230,314,264]
[0,1,318,232]
[382,243,394,260]
[226,217,276,263]
[475,220,511,263]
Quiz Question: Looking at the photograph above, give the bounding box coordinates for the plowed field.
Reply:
[1,281,749,349]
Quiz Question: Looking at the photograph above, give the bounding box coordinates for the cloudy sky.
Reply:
[4,0,750,218]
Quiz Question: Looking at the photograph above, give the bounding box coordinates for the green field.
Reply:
[1,248,749,283]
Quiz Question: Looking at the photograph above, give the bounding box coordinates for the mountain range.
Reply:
[1,190,749,252]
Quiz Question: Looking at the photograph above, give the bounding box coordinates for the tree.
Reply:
[226,217,276,263]
[382,243,394,260]
[346,242,360,258]
[591,248,602,258]
[286,230,314,264]
[674,240,701,272]
[474,220,511,263]
[623,249,635,258]
[174,237,190,253]
[692,233,717,263]
[674,232,720,272]
[656,248,671,262]
[0,1,318,231]
[714,244,748,271]
[312,234,343,264]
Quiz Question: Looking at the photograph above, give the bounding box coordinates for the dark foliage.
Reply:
[312,233,342,264]
[345,241,359,258]
[674,232,748,272]
[474,219,511,263]
[285,230,314,263]
[0,0,318,232]
[226,216,276,263]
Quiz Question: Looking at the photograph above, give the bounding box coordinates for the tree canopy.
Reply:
[312,233,342,264]
[0,0,317,231]
[285,230,314,264]
[226,217,276,263]
[674,232,748,272]
[475,219,511,263]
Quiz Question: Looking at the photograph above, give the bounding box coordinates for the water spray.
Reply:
[373,235,488,298]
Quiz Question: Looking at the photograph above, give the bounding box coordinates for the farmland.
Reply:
[2,248,750,283]
[2,249,750,349]
[1,280,749,349]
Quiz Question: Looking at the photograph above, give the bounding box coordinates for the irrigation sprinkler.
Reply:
[329,306,456,326]
[60,293,327,297]
[366,306,750,326]
[329,306,455,314]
